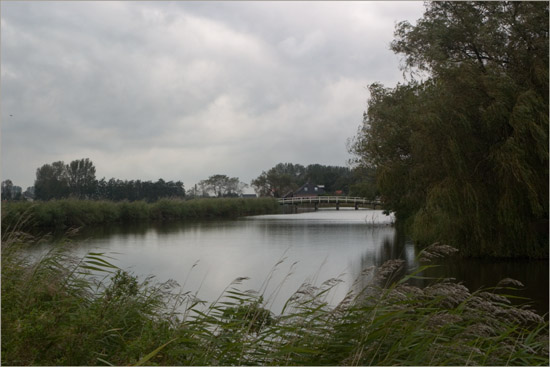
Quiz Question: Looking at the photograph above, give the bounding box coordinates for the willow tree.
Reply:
[351,2,548,257]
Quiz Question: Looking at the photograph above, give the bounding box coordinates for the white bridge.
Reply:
[277,196,381,210]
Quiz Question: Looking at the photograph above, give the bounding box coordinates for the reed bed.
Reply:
[1,198,280,232]
[2,228,548,366]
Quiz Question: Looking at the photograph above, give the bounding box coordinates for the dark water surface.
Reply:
[42,209,548,315]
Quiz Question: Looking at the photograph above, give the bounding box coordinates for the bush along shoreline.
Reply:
[1,232,548,366]
[1,198,280,232]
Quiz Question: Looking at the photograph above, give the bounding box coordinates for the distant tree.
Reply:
[94,177,184,202]
[33,158,185,202]
[187,184,200,199]
[199,174,247,197]
[23,186,35,200]
[251,163,306,197]
[199,175,224,197]
[252,163,358,197]
[250,172,270,197]
[226,177,248,197]
[66,158,97,199]
[34,161,70,200]
[11,186,23,200]
[95,178,107,199]
[196,181,210,198]
[305,164,353,193]
[1,180,13,200]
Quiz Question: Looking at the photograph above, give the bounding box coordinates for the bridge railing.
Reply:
[277,196,380,205]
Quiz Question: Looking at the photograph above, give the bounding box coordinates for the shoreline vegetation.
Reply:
[2,230,548,366]
[1,198,280,232]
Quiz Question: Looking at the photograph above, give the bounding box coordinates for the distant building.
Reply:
[291,183,325,197]
[240,193,257,199]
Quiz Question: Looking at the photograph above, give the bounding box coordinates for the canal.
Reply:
[39,208,548,315]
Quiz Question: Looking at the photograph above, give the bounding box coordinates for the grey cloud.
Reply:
[1,1,425,189]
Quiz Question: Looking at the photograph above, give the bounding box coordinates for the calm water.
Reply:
[41,209,548,315]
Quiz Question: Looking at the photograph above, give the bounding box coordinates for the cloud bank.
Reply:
[1,1,425,190]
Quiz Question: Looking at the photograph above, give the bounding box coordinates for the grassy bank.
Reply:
[1,198,280,231]
[2,230,548,366]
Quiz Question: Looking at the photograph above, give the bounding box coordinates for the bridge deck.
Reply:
[277,196,380,206]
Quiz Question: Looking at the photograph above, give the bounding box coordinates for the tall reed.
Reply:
[1,197,280,232]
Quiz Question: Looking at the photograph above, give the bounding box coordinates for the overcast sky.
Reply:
[1,1,425,191]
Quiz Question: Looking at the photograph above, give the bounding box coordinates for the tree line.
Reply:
[1,180,26,201]
[3,159,371,202]
[18,158,186,202]
[187,174,249,198]
[185,164,371,199]
[349,2,548,257]
[250,162,376,198]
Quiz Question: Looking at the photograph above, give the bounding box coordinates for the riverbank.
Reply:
[1,198,280,232]
[2,230,548,366]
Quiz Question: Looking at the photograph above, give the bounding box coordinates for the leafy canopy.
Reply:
[351,1,548,257]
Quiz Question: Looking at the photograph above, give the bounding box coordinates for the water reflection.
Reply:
[419,257,549,315]
[39,209,547,315]
[357,224,548,316]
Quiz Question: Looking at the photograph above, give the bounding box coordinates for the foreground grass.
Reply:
[1,197,280,232]
[2,230,548,366]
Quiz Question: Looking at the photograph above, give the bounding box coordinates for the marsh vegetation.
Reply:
[2,227,548,366]
[1,197,280,232]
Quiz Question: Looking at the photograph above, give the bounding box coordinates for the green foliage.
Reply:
[221,297,273,334]
[251,162,307,197]
[96,178,185,202]
[1,198,280,232]
[251,162,364,197]
[347,166,378,199]
[35,161,71,200]
[1,234,177,365]
[2,231,548,366]
[350,2,548,257]
[34,158,98,200]
[32,158,186,202]
[304,164,354,193]
[1,179,24,201]
[66,158,97,199]
[197,174,248,198]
